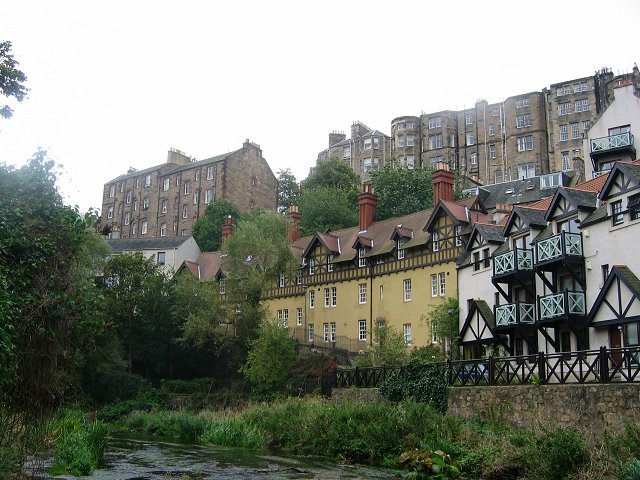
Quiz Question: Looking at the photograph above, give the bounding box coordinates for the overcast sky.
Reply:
[1,0,638,213]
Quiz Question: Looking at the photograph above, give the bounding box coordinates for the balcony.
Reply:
[495,302,536,330]
[590,132,636,161]
[535,232,583,269]
[538,290,586,325]
[493,248,533,281]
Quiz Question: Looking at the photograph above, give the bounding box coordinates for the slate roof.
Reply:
[580,204,609,227]
[178,251,224,281]
[511,206,547,229]
[600,162,640,199]
[107,236,192,253]
[475,223,506,243]
[361,129,390,138]
[476,176,562,210]
[587,265,640,325]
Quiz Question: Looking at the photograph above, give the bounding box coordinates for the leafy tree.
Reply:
[298,186,358,236]
[192,199,241,252]
[302,157,360,195]
[240,319,297,397]
[370,162,435,220]
[0,41,28,119]
[366,326,409,366]
[422,297,460,360]
[276,168,300,213]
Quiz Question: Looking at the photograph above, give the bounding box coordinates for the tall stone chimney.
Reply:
[358,184,377,231]
[432,163,455,205]
[286,206,301,244]
[221,215,234,246]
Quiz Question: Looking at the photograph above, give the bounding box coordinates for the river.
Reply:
[27,432,401,479]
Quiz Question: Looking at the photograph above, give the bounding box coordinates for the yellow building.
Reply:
[263,168,490,354]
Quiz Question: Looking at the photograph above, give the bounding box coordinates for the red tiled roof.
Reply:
[525,196,553,210]
[568,173,609,193]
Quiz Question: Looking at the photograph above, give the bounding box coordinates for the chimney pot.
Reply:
[286,206,302,243]
[358,185,377,231]
[432,166,455,205]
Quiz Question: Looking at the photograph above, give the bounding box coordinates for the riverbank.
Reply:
[109,396,639,479]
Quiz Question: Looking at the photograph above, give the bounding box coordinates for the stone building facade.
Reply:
[100,140,277,239]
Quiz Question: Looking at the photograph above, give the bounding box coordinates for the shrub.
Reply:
[160,377,215,394]
[93,372,150,404]
[378,359,448,412]
[531,427,588,480]
[200,417,264,449]
[620,459,640,480]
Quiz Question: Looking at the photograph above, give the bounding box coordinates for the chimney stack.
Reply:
[286,206,302,243]
[221,215,234,246]
[432,162,455,205]
[358,184,377,231]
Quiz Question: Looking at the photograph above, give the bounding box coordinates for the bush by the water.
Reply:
[378,359,448,412]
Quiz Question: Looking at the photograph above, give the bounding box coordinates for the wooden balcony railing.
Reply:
[591,132,634,153]
[536,232,583,264]
[493,248,533,277]
[538,290,586,321]
[495,302,536,327]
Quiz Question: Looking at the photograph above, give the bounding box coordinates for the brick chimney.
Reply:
[286,206,301,243]
[221,215,234,246]
[432,163,455,205]
[358,184,377,231]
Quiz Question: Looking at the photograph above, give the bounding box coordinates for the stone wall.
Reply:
[331,387,380,403]
[447,384,640,433]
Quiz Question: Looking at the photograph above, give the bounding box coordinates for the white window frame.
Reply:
[207,166,214,180]
[575,98,589,112]
[403,279,412,302]
[403,323,412,345]
[296,307,302,326]
[308,324,314,341]
[279,272,285,288]
[455,225,462,246]
[359,283,367,304]
[431,274,437,297]
[397,238,405,259]
[144,174,151,187]
[406,134,414,147]
[471,153,478,165]
[516,97,530,108]
[163,178,170,191]
[330,322,336,342]
[559,124,568,141]
[107,206,113,219]
[324,288,330,308]
[143,197,149,210]
[429,134,443,150]
[161,199,167,214]
[558,102,572,116]
[141,220,148,235]
[283,309,289,328]
[323,323,329,343]
[432,230,439,252]
[109,185,115,198]
[364,138,372,150]
[157,252,165,265]
[184,181,190,195]
[431,320,438,344]
[160,223,166,236]
[182,204,189,219]
[488,124,496,136]
[219,279,226,295]
[331,287,337,307]
[466,132,475,146]
[358,320,367,342]
[489,144,497,159]
[205,189,213,204]
[517,135,533,152]
[309,290,315,308]
[308,257,315,275]
[358,248,366,267]
[562,151,570,171]
[571,122,580,139]
[327,254,334,272]
[465,113,473,125]
[428,117,442,129]
[439,272,446,296]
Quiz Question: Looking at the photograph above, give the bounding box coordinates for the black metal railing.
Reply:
[334,346,640,388]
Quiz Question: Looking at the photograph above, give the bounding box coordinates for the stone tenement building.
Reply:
[100,140,277,239]
[318,65,639,186]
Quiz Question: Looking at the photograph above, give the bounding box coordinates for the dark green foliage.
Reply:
[378,359,448,413]
[535,427,588,480]
[370,164,434,220]
[0,40,29,119]
[160,377,215,395]
[191,199,241,252]
[276,168,300,213]
[125,410,208,442]
[410,345,447,363]
[288,353,337,396]
[423,298,460,360]
[620,459,640,480]
[93,372,150,404]
[302,157,360,194]
[298,186,358,235]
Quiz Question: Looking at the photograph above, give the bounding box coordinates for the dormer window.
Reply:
[219,279,226,295]
[455,225,462,247]
[432,231,440,252]
[358,248,366,267]
[397,238,405,259]
[327,254,334,272]
[279,272,285,288]
[308,257,315,275]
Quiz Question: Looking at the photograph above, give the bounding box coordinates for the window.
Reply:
[119,182,124,192]
[194,170,200,182]
[193,192,198,205]
[283,309,289,328]
[108,185,115,198]
[359,320,367,341]
[515,97,530,108]
[373,137,380,149]
[324,288,330,308]
[429,134,443,149]
[495,169,503,183]
[406,134,414,147]
[157,252,165,265]
[562,151,570,171]
[575,98,589,112]
[122,212,129,225]
[331,287,337,307]
[380,285,384,299]
[141,220,147,235]
[205,189,213,204]
[559,124,568,141]
[133,199,138,211]
[163,178,170,191]
[207,166,215,180]
[181,229,187,236]
[439,272,446,296]
[359,283,367,304]
[466,132,475,146]
[184,181,190,195]
[279,272,285,288]
[517,162,535,179]
[342,145,351,158]
[403,323,412,345]
[308,257,315,275]
[364,138,372,150]
[473,252,481,271]
[309,290,315,308]
[558,102,572,115]
[160,223,166,236]
[296,268,302,285]
[429,156,443,168]
[431,320,438,343]
[131,222,137,236]
[573,81,588,93]
[516,114,532,128]
[398,136,405,147]
[432,231,439,252]
[277,310,283,327]
[557,85,571,96]
[516,135,533,152]
[176,175,180,186]
[571,122,580,139]
[629,194,640,221]
[465,113,473,125]
[483,248,490,269]
[296,307,302,326]
[144,174,151,187]
[488,124,496,136]
[470,153,478,165]
[125,190,132,204]
[358,247,366,267]
[406,122,414,129]
[107,206,113,219]
[219,279,226,294]
[135,178,140,189]
[363,158,372,172]
[182,204,189,218]
[611,200,624,226]
[323,323,329,343]
[489,144,497,159]
[403,279,412,301]
[541,172,562,189]
[330,322,336,342]
[492,108,499,117]
[455,225,462,246]
[601,264,610,284]
[450,134,456,147]
[161,199,168,214]
[429,117,442,129]
[397,238,405,259]
[308,324,315,342]
[143,197,149,210]
[327,254,334,272]
[582,120,591,131]
[431,274,438,297]
[406,155,415,169]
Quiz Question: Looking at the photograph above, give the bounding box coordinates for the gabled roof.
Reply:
[599,162,640,200]
[424,200,490,232]
[545,187,598,221]
[503,205,547,236]
[176,251,223,281]
[572,172,609,193]
[581,204,609,227]
[587,265,640,325]
[459,300,497,346]
[361,129,389,139]
[353,235,374,249]
[107,236,193,253]
[466,223,505,252]
[391,225,414,241]
[302,232,341,258]
[476,175,565,210]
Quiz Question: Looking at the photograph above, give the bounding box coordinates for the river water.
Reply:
[27,433,401,480]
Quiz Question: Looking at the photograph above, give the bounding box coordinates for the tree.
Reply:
[366,326,409,366]
[0,41,28,119]
[302,157,360,195]
[276,168,300,213]
[192,199,241,252]
[370,162,435,220]
[422,297,460,360]
[298,186,358,236]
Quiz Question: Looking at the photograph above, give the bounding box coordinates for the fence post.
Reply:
[488,356,495,386]
[599,346,609,384]
[537,351,546,383]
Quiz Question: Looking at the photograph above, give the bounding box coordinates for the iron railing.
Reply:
[495,302,536,327]
[334,346,640,388]
[538,290,586,320]
[591,132,634,153]
[493,248,533,277]
[536,232,583,264]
